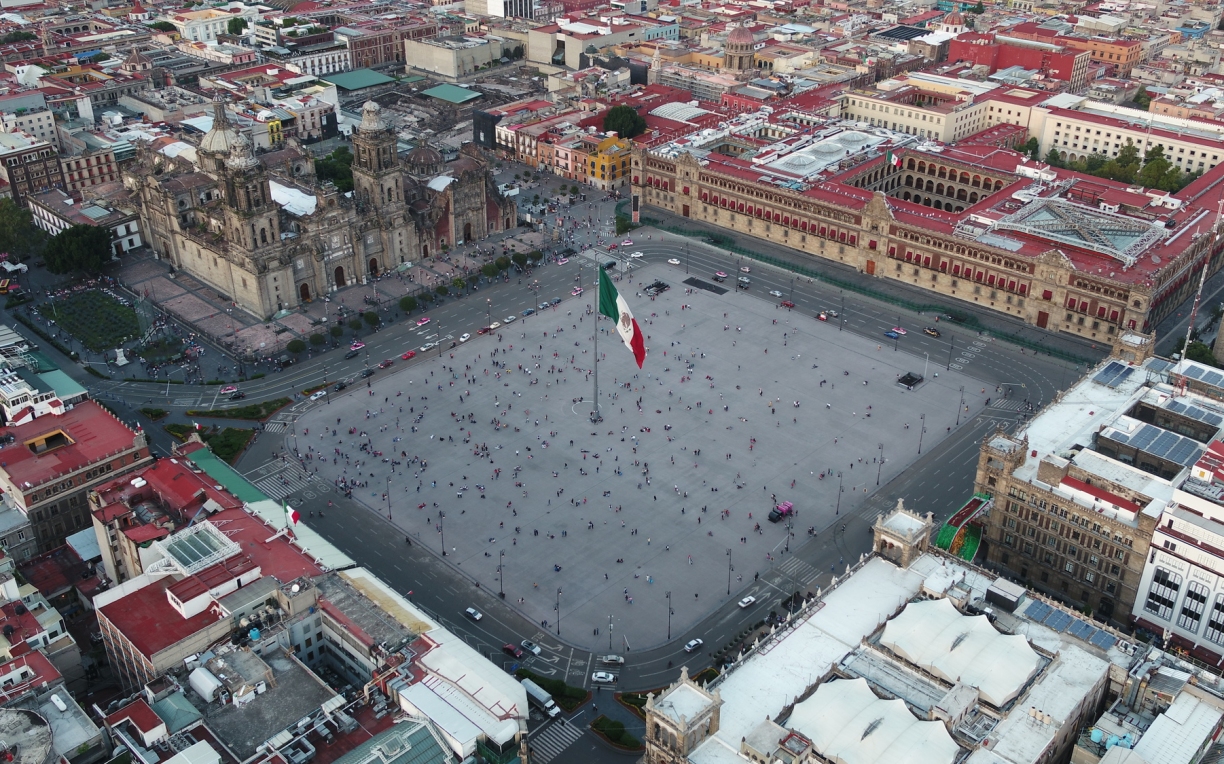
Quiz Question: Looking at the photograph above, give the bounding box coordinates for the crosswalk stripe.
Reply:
[777,557,818,582]
[990,400,1022,411]
[263,422,287,433]
[529,719,584,764]
[253,467,317,500]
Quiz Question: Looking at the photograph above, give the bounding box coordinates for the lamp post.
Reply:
[893,315,901,351]
[666,590,673,641]
[785,519,793,552]
[956,386,965,427]
[835,471,844,515]
[499,549,505,598]
[726,548,732,595]
[386,475,391,521]
[947,334,955,370]
[876,442,884,486]
[918,413,926,454]
[609,614,613,651]
[839,293,845,332]
[323,364,330,404]
[439,510,446,556]
[555,587,562,636]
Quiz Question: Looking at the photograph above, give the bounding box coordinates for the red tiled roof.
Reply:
[106,699,163,734]
[99,578,218,659]
[124,525,169,544]
[0,401,142,491]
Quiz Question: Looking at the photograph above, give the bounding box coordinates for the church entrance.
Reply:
[369,259,379,277]
[299,283,311,302]
[464,223,472,243]
[334,266,346,289]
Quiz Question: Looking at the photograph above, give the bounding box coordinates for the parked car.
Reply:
[504,315,517,323]
[551,297,562,305]
[334,382,348,391]
[401,350,417,359]
[522,308,535,316]
[538,302,551,310]
[465,607,483,621]
[310,390,327,401]
[378,359,394,369]
[360,368,376,378]
[781,300,795,308]
[420,342,437,352]
[459,333,471,343]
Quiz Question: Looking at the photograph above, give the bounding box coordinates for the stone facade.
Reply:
[642,666,722,764]
[872,498,934,568]
[128,101,516,319]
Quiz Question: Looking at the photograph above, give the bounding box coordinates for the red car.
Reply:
[401,350,416,360]
[378,359,394,369]
[780,300,795,308]
[503,643,524,659]
[477,327,492,335]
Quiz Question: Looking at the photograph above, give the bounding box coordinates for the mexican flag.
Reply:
[887,151,902,168]
[598,268,646,368]
[284,499,300,526]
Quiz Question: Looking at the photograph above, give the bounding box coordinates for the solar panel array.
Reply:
[1089,631,1118,650]
[1164,399,1224,428]
[1148,359,1174,374]
[1044,610,1073,632]
[1103,422,1204,467]
[1093,361,1136,388]
[1023,599,1119,649]
[1181,364,1224,389]
[1024,601,1052,621]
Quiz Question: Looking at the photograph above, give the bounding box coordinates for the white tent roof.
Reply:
[789,678,960,764]
[880,598,1040,706]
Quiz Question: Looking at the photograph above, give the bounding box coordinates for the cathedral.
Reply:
[128,101,517,319]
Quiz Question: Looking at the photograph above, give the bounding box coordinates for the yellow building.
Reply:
[587,134,632,191]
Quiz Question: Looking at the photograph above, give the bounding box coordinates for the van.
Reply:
[768,501,795,523]
[521,678,561,717]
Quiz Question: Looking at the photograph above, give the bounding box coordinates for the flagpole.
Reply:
[591,259,602,424]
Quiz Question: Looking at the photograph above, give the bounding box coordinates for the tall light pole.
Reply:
[947,334,955,370]
[666,590,672,640]
[839,293,845,332]
[835,471,843,515]
[918,413,926,454]
[685,242,690,275]
[608,614,613,651]
[726,548,732,595]
[386,475,391,520]
[555,588,562,636]
[439,510,446,556]
[956,386,965,427]
[499,549,505,598]
[323,364,330,404]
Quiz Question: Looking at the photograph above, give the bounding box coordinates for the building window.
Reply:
[1204,595,1224,645]
[1144,567,1182,621]
[1178,581,1209,633]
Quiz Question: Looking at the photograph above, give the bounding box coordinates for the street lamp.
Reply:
[386,475,391,521]
[947,334,955,370]
[835,471,844,515]
[666,590,672,641]
[726,548,732,596]
[839,293,845,332]
[608,614,613,651]
[555,587,562,636]
[785,519,793,553]
[685,242,690,275]
[439,510,446,556]
[956,386,965,427]
[893,314,901,352]
[499,549,505,598]
[876,443,884,486]
[918,413,926,454]
[323,364,330,404]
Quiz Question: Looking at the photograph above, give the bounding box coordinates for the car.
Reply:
[769,290,784,298]
[310,390,327,401]
[488,321,502,330]
[572,287,584,296]
[737,276,751,288]
[420,342,437,352]
[630,251,644,258]
[504,315,517,323]
[713,271,727,281]
[378,359,394,369]
[600,654,625,665]
[521,640,542,655]
[401,350,417,360]
[923,327,941,337]
[360,368,376,378]
[603,260,617,270]
[827,310,840,318]
[229,391,246,400]
[891,327,907,335]
[220,385,238,394]
[464,607,483,621]
[607,243,618,251]
[684,639,704,653]
[350,341,366,350]
[459,333,471,343]
[818,312,828,321]
[522,308,535,316]
[334,382,348,391]
[551,297,562,305]
[417,317,431,326]
[556,257,569,265]
[740,266,751,273]
[884,330,900,339]
[502,643,524,659]
[645,288,657,297]
[781,300,795,308]
[538,302,551,310]
[477,327,492,335]
[650,281,670,292]
[622,238,634,246]
[591,671,617,684]
[738,596,757,608]
[668,258,681,265]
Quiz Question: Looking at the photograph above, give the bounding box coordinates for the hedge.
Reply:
[186,398,291,421]
[591,715,642,750]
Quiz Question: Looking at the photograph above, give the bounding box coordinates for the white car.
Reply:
[419,342,437,352]
[520,640,541,655]
[459,333,471,343]
[621,238,634,246]
[768,290,783,298]
[488,321,502,330]
[684,638,704,653]
[464,607,483,621]
[738,596,757,609]
[504,315,517,323]
[591,671,617,684]
[668,258,681,265]
[310,390,327,401]
[630,251,644,258]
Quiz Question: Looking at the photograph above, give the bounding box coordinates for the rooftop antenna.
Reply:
[1181,196,1224,366]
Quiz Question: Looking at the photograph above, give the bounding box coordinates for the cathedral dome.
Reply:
[406,144,444,175]
[360,101,387,132]
[201,103,240,155]
[726,24,755,47]
[943,11,965,25]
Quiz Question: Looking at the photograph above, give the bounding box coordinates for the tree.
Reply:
[1083,153,1109,173]
[969,1,985,11]
[0,199,45,260]
[148,21,176,32]
[1137,155,1170,189]
[1186,341,1219,367]
[495,256,511,271]
[227,17,248,35]
[286,339,306,354]
[309,333,325,346]
[528,250,544,263]
[512,251,528,267]
[419,291,434,303]
[347,318,362,331]
[363,311,380,327]
[316,147,354,192]
[1116,141,1140,169]
[1023,137,1040,160]
[603,105,647,139]
[452,277,466,289]
[1144,144,1167,164]
[399,296,417,312]
[482,263,498,278]
[436,284,449,296]
[44,224,111,274]
[0,31,35,44]
[1043,148,1064,168]
[329,325,343,338]
[1134,86,1152,110]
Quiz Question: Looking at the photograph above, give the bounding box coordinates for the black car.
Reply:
[551,297,562,305]
[344,349,360,359]
[334,382,348,391]
[360,368,376,378]
[229,392,246,400]
[651,281,670,292]
[603,260,617,270]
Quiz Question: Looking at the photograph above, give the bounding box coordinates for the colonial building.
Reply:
[128,100,515,318]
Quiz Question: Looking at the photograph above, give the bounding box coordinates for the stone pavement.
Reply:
[291,261,989,651]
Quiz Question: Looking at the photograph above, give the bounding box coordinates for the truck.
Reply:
[521,678,560,718]
[768,501,795,523]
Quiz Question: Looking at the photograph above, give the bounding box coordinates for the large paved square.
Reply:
[294,261,987,650]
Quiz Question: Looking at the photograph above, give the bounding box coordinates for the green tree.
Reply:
[286,339,306,354]
[1043,148,1064,167]
[316,146,354,192]
[1099,159,1136,184]
[309,333,325,346]
[1116,141,1140,169]
[603,105,647,139]
[347,318,362,331]
[436,284,449,296]
[1144,144,1167,164]
[329,325,343,338]
[452,277,466,289]
[44,224,111,274]
[1186,341,1218,367]
[0,31,35,43]
[419,291,434,303]
[399,295,417,312]
[148,21,176,32]
[969,1,985,12]
[1023,137,1040,160]
[227,17,248,35]
[1083,153,1108,173]
[482,263,499,278]
[0,199,45,260]
[1137,156,1170,189]
[495,256,511,271]
[363,311,379,326]
[1134,86,1152,110]
[528,250,544,263]
[512,251,528,267]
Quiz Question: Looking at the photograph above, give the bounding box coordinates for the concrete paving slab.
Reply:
[292,262,990,652]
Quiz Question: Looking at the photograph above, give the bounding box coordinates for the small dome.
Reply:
[406,144,443,170]
[727,24,755,46]
[360,101,386,132]
[200,103,239,155]
[944,11,965,25]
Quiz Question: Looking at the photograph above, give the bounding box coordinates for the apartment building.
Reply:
[840,72,998,142]
[0,132,64,207]
[28,189,140,256]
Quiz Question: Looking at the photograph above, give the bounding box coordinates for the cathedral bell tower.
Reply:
[351,101,411,273]
[222,134,280,254]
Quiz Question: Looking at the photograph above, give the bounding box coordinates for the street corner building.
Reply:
[630,109,1224,340]
[126,100,517,320]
